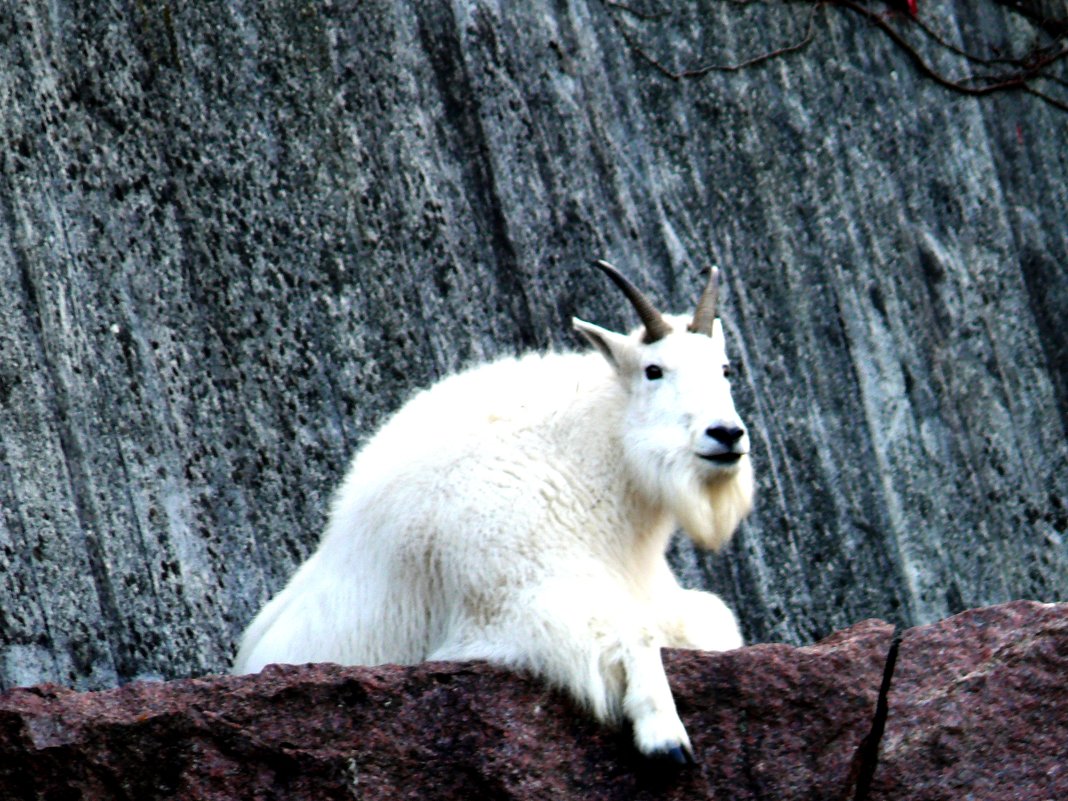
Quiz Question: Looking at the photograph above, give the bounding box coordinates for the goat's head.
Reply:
[574,260,753,548]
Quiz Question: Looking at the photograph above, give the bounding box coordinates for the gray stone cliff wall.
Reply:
[0,0,1065,689]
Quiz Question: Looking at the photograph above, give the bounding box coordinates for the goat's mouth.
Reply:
[697,451,744,465]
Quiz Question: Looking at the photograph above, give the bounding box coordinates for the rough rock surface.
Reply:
[873,601,1068,799]
[1,1,1066,690]
[1,601,1064,800]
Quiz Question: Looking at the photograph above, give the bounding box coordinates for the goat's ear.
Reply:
[573,318,633,372]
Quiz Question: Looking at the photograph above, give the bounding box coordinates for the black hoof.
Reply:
[647,743,696,766]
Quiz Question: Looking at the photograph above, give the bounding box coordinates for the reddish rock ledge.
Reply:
[1,601,1065,800]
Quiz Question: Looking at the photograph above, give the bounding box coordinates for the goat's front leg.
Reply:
[651,561,742,652]
[614,628,695,763]
[659,587,743,652]
[478,580,696,762]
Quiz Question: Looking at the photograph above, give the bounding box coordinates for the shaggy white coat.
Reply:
[234,312,754,759]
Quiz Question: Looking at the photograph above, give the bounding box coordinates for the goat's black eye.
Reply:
[722,364,732,378]
[644,365,664,381]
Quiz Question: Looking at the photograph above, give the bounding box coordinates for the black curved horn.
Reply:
[593,260,672,343]
[687,266,720,337]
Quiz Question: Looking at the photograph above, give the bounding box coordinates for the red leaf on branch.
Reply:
[884,0,918,16]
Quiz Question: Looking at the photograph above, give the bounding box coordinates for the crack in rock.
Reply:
[845,627,902,801]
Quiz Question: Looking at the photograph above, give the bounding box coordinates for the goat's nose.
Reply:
[706,424,745,446]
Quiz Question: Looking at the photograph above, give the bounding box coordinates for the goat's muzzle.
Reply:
[697,423,748,465]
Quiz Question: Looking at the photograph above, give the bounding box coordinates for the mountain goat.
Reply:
[234,260,754,763]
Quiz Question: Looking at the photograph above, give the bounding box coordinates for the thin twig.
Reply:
[992,0,1068,39]
[602,0,670,21]
[676,4,822,78]
[829,0,1068,110]
[606,1,822,80]
[908,12,1068,71]
[1024,83,1068,111]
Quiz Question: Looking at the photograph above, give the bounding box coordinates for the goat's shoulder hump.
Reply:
[387,348,612,434]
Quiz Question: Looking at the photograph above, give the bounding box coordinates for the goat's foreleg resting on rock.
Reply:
[430,576,697,762]
[641,558,745,653]
[656,584,744,652]
[615,633,695,763]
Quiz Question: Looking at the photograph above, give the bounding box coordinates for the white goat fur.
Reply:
[235,299,754,759]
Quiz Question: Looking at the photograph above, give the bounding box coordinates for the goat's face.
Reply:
[575,262,752,547]
[574,313,749,483]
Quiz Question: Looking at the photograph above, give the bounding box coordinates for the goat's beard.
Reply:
[665,455,754,552]
[625,439,755,552]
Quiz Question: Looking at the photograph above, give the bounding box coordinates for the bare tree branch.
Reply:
[830,0,1068,110]
[603,0,1068,112]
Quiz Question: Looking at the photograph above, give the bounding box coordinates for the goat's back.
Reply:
[234,349,629,672]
